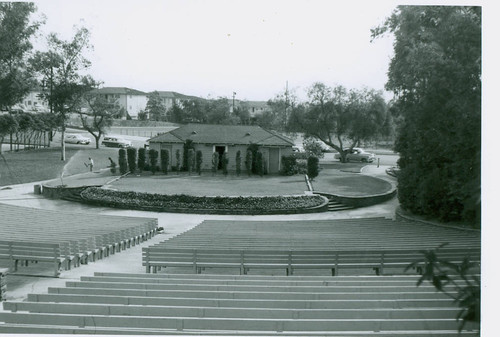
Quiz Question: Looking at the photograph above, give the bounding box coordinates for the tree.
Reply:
[0,114,18,154]
[206,97,233,124]
[289,83,387,163]
[372,6,481,225]
[80,79,118,149]
[145,91,166,121]
[266,88,298,131]
[30,26,93,161]
[303,137,325,159]
[0,3,41,111]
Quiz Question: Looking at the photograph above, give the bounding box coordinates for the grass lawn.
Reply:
[312,169,393,196]
[0,148,80,186]
[0,146,120,187]
[109,173,309,197]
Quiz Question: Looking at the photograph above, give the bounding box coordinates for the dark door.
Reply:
[215,145,225,169]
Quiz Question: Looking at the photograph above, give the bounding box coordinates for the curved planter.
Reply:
[41,185,102,200]
[315,177,397,208]
[78,187,329,215]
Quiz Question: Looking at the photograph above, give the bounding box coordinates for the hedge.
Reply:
[80,187,326,214]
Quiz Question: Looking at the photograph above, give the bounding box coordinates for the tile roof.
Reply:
[91,87,147,95]
[154,91,204,101]
[149,124,294,146]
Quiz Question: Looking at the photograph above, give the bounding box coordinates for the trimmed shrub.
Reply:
[196,150,203,175]
[187,148,195,174]
[160,149,169,174]
[235,150,241,176]
[126,147,137,174]
[175,149,181,173]
[307,156,320,180]
[297,159,307,174]
[221,153,228,176]
[212,152,219,175]
[182,139,194,171]
[118,148,128,175]
[149,149,159,175]
[247,143,259,173]
[138,148,146,172]
[245,150,252,176]
[280,155,297,176]
[255,151,263,177]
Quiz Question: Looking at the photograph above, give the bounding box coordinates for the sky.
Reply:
[30,0,402,102]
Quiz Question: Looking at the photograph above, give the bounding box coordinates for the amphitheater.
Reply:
[0,197,481,336]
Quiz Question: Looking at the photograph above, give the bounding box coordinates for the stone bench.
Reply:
[142,247,480,276]
[0,241,66,277]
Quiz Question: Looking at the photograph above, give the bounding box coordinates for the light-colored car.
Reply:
[334,147,376,162]
[64,133,91,145]
[102,136,132,148]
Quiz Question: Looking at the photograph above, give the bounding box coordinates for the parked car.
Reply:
[102,136,132,148]
[64,133,91,145]
[334,147,376,162]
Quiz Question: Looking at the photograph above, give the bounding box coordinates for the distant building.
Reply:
[14,88,50,113]
[90,87,148,119]
[154,91,205,121]
[241,100,271,117]
[148,123,294,174]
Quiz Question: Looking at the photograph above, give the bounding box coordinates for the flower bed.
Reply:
[80,187,327,215]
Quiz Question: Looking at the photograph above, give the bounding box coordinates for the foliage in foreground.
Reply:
[373,6,481,226]
[81,187,325,212]
[406,244,480,332]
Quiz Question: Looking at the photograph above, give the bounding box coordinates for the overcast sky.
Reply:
[31,0,488,102]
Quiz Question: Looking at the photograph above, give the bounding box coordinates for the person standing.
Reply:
[88,157,94,172]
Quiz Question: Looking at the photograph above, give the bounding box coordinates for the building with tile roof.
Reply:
[148,124,294,174]
[90,87,148,119]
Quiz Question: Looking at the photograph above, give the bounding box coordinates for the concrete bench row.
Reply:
[160,218,480,251]
[142,246,481,275]
[0,204,158,276]
[0,272,479,335]
[143,218,480,276]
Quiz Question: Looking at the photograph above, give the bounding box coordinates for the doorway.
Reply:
[215,145,226,169]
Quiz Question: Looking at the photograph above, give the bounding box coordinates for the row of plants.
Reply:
[114,142,273,177]
[80,187,326,213]
[281,155,320,180]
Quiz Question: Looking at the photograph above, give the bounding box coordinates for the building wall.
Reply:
[150,142,293,174]
[21,90,49,112]
[125,95,148,119]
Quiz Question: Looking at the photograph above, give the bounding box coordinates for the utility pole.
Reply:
[232,92,236,113]
[284,81,289,131]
